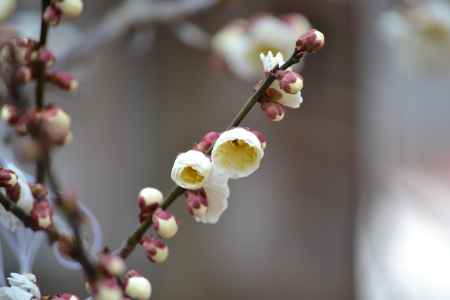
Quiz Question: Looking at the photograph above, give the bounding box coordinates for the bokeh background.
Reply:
[1,0,450,299]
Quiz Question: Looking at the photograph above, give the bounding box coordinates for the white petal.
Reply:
[259,51,285,72]
[171,150,212,190]
[211,128,264,179]
[7,273,40,298]
[197,169,230,224]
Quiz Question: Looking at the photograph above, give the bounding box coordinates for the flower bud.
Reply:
[141,236,169,264]
[152,209,178,239]
[261,102,285,122]
[44,4,62,26]
[39,106,72,145]
[296,29,325,53]
[0,105,19,124]
[278,71,303,94]
[31,48,56,67]
[51,293,80,300]
[46,71,78,91]
[15,66,34,83]
[54,0,83,18]
[138,187,163,213]
[30,183,48,200]
[99,253,126,276]
[95,278,123,300]
[124,271,152,300]
[185,190,208,219]
[193,131,220,152]
[0,168,18,188]
[171,150,212,190]
[250,129,267,149]
[31,200,53,230]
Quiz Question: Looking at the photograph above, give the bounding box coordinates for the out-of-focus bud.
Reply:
[278,71,303,94]
[37,106,72,145]
[46,71,78,91]
[185,190,208,219]
[31,48,56,67]
[0,168,18,188]
[250,129,267,149]
[31,200,53,230]
[13,38,37,65]
[0,0,16,22]
[261,102,285,122]
[141,236,169,264]
[95,278,123,300]
[193,131,221,152]
[124,270,152,300]
[54,0,84,18]
[44,4,62,26]
[152,209,178,239]
[15,66,34,83]
[51,293,80,300]
[30,183,48,200]
[99,253,126,276]
[138,187,163,213]
[296,29,325,53]
[0,105,19,124]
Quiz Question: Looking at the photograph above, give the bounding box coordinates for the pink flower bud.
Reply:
[51,293,80,300]
[95,278,123,300]
[261,102,285,122]
[30,183,48,200]
[296,29,325,53]
[138,187,163,214]
[31,200,53,230]
[31,48,56,67]
[46,71,78,91]
[99,253,126,276]
[0,168,18,188]
[124,270,152,300]
[250,129,267,149]
[38,106,72,145]
[43,4,62,26]
[278,71,303,94]
[0,105,19,124]
[152,209,178,239]
[193,131,221,152]
[13,38,37,64]
[185,190,208,219]
[141,236,169,264]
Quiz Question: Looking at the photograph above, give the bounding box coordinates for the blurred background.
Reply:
[1,0,450,299]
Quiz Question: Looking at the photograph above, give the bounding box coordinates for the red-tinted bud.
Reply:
[250,129,267,149]
[124,270,152,300]
[43,4,62,26]
[30,183,48,200]
[0,104,19,124]
[141,236,169,264]
[51,293,80,300]
[152,209,178,239]
[95,278,123,300]
[193,131,220,152]
[31,48,56,67]
[185,190,208,219]
[261,102,285,122]
[31,200,53,230]
[296,29,325,53]
[98,252,126,276]
[46,71,78,91]
[278,70,303,94]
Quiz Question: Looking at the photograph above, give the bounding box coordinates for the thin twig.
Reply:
[118,51,304,259]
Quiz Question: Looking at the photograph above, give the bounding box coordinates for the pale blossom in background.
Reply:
[0,273,41,300]
[0,0,16,22]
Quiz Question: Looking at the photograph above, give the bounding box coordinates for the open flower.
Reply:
[200,169,230,224]
[171,150,212,190]
[212,14,311,80]
[0,273,41,300]
[260,52,304,109]
[211,127,264,179]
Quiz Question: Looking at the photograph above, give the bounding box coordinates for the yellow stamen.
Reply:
[180,167,204,184]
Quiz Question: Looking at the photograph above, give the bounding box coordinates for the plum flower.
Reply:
[211,127,264,179]
[199,168,230,224]
[379,0,450,69]
[260,52,304,109]
[212,14,311,80]
[0,273,41,300]
[171,150,212,190]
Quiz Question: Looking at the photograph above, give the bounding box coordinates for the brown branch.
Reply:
[118,51,304,259]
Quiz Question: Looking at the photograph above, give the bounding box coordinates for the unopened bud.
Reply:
[0,168,18,188]
[124,270,152,300]
[152,209,178,239]
[30,183,48,200]
[40,106,72,145]
[261,102,285,122]
[278,71,303,94]
[31,200,53,230]
[51,293,80,300]
[296,29,325,53]
[54,0,83,18]
[141,236,169,264]
[99,253,126,276]
[193,131,220,152]
[46,71,78,91]
[185,190,208,219]
[0,105,19,124]
[250,129,267,149]
[95,278,123,300]
[138,187,163,213]
[43,4,62,26]
[31,48,56,67]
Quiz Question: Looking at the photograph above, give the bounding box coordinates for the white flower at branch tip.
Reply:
[171,149,212,189]
[212,14,311,80]
[211,127,264,179]
[0,0,16,22]
[0,273,41,300]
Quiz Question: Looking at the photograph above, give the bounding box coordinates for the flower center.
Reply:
[180,167,204,185]
[216,139,257,171]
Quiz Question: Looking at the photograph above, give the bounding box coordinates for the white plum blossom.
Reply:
[0,0,16,22]
[211,127,264,179]
[199,169,230,224]
[260,52,304,109]
[379,0,450,69]
[0,273,41,300]
[212,14,311,80]
[171,150,212,190]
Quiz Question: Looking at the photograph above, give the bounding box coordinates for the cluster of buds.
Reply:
[44,0,84,25]
[93,270,152,300]
[1,104,72,148]
[140,235,169,264]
